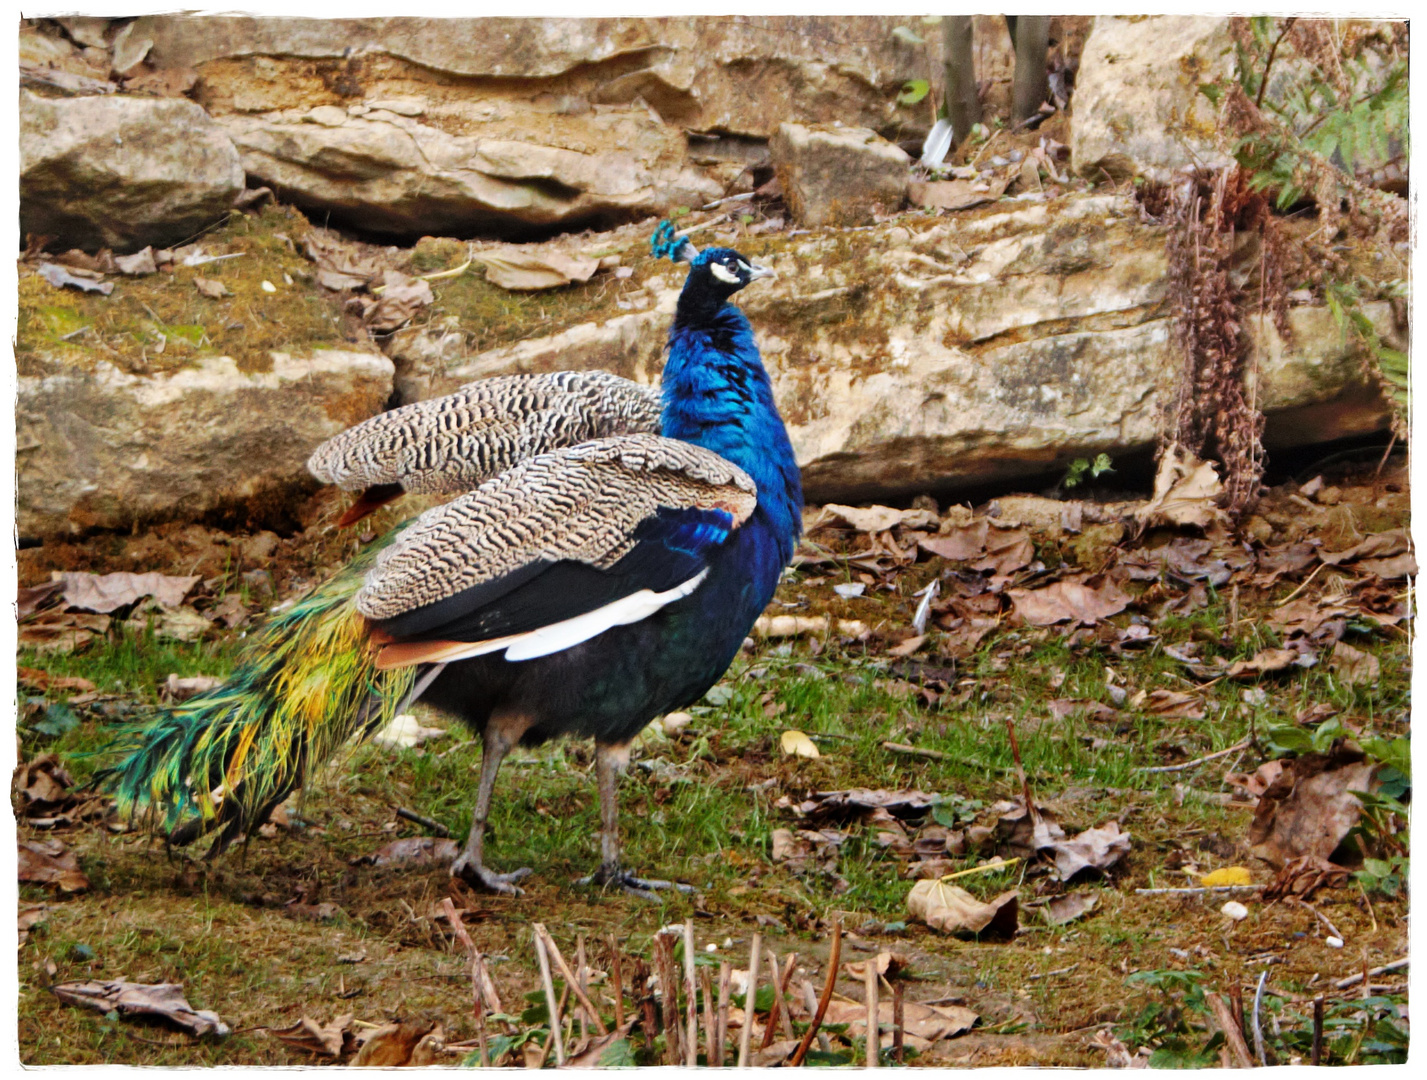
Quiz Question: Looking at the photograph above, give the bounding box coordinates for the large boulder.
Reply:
[216,103,721,239]
[771,123,910,227]
[405,194,1394,503]
[1070,16,1236,182]
[20,90,245,252]
[16,350,394,538]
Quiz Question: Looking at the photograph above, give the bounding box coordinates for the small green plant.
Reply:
[1061,453,1114,489]
[1354,854,1407,897]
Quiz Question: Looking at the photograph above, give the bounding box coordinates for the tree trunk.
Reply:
[942,16,981,147]
[1010,15,1051,122]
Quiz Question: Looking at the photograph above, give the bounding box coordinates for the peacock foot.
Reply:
[578,862,696,902]
[451,853,533,896]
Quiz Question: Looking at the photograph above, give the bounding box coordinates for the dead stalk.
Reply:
[576,934,589,1042]
[1311,996,1324,1065]
[538,926,608,1037]
[1206,991,1255,1068]
[655,933,682,1065]
[532,928,566,1066]
[893,981,905,1065]
[864,955,879,1068]
[777,952,799,1041]
[684,920,698,1067]
[700,964,717,1065]
[607,934,625,1030]
[759,950,783,1051]
[716,960,732,1067]
[737,932,763,1066]
[789,915,841,1067]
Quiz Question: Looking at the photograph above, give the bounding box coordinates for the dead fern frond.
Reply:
[1164,168,1266,520]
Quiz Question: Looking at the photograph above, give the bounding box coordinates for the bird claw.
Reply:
[451,855,533,896]
[578,865,696,902]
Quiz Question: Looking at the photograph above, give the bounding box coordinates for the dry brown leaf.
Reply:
[51,979,230,1037]
[316,267,366,291]
[474,246,599,291]
[1047,698,1120,724]
[842,950,911,981]
[994,800,1065,856]
[1041,891,1100,925]
[1224,759,1289,799]
[18,581,65,619]
[886,634,927,658]
[353,1020,438,1066]
[192,275,230,299]
[975,526,1035,576]
[822,997,977,1045]
[19,904,52,949]
[1226,647,1300,680]
[1248,747,1378,867]
[919,521,988,561]
[788,789,941,823]
[161,674,224,702]
[18,610,112,654]
[563,1018,638,1068]
[1135,447,1226,530]
[1008,577,1129,626]
[1328,641,1380,687]
[1139,689,1205,719]
[907,879,1019,937]
[17,667,96,693]
[1049,821,1131,880]
[1320,528,1410,566]
[18,839,89,893]
[58,570,199,613]
[1261,854,1351,901]
[268,1013,353,1058]
[819,503,938,533]
[366,271,434,332]
[349,836,459,868]
[13,754,77,814]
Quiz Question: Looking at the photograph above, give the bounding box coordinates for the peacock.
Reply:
[98,222,802,899]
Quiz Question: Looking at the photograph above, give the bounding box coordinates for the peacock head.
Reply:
[651,220,773,302]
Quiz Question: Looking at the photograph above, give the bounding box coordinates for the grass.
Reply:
[16,473,1412,1066]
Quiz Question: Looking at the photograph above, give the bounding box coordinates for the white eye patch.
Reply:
[709,261,741,284]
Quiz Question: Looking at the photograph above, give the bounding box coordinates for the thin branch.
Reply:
[789,916,841,1067]
[1136,738,1253,775]
[737,932,762,1067]
[537,926,609,1037]
[532,928,566,1066]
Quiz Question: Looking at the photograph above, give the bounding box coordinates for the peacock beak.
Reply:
[746,263,775,281]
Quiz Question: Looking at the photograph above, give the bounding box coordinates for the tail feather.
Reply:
[96,540,416,851]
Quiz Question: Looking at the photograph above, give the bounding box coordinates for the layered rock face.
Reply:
[17,351,394,537]
[19,91,245,252]
[400,194,1395,504]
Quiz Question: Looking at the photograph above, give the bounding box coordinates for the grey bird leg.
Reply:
[451,716,533,895]
[578,739,694,901]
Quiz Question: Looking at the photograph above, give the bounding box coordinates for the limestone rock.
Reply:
[405,195,1392,503]
[216,105,720,239]
[771,123,910,227]
[1070,16,1236,182]
[20,91,245,252]
[136,15,923,138]
[16,350,394,538]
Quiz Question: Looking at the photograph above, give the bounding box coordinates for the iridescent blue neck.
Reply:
[660,301,802,559]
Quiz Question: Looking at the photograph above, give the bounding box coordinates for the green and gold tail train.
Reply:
[96,540,416,852]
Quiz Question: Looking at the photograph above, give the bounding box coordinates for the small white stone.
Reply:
[1221,900,1250,921]
[261,280,277,293]
[661,711,693,736]
[706,942,717,952]
[1325,936,1344,949]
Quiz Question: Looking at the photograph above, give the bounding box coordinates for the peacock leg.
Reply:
[450,715,533,895]
[579,739,695,901]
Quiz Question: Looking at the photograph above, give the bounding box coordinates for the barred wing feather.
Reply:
[308,371,662,524]
[359,434,757,669]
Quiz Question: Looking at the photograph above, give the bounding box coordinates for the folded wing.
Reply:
[308,371,663,524]
[358,434,757,669]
